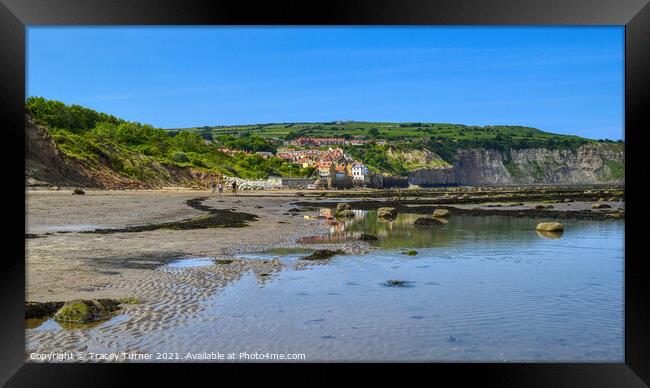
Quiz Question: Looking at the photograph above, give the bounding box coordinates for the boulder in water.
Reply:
[377,207,397,219]
[300,249,344,260]
[25,301,64,319]
[359,233,378,241]
[592,203,612,209]
[433,208,450,218]
[53,299,121,323]
[72,188,85,195]
[536,222,564,232]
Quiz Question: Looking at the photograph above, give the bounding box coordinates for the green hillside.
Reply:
[179,120,617,153]
[26,97,313,181]
[178,120,622,174]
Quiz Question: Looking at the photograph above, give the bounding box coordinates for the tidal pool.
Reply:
[166,256,215,269]
[27,211,624,362]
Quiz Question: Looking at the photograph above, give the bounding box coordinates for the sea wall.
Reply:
[281,178,316,188]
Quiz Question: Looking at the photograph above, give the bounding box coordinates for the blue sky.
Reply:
[27,26,624,139]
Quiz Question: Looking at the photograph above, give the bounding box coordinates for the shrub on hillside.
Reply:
[170,151,190,163]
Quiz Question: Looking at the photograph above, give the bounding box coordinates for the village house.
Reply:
[297,156,313,168]
[276,147,347,166]
[317,161,336,178]
[334,164,348,179]
[351,162,369,182]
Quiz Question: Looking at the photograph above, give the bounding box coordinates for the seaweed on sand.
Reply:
[84,197,258,234]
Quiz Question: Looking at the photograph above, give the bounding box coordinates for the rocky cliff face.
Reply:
[409,167,457,186]
[25,115,98,187]
[409,144,624,186]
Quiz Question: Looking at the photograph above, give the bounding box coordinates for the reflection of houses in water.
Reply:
[296,235,343,243]
[329,220,346,235]
[297,209,407,243]
[300,207,368,241]
[327,210,368,239]
[376,218,395,234]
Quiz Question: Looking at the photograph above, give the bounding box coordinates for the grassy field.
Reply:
[178,121,607,148]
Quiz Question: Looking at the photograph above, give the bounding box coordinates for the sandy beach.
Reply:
[25,189,338,302]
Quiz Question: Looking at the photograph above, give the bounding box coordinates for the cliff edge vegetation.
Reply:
[26,97,314,188]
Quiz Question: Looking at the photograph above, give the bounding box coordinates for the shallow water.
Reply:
[27,314,129,331]
[27,211,624,362]
[166,257,215,269]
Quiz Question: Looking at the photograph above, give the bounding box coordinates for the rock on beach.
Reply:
[536,222,564,232]
[433,209,450,218]
[377,207,397,219]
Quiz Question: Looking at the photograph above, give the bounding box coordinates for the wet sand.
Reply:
[26,190,329,301]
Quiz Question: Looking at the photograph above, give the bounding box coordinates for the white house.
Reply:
[351,162,369,182]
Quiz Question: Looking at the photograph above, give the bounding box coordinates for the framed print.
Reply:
[1,0,648,386]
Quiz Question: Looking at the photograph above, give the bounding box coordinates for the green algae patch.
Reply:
[53,299,121,323]
[383,280,413,288]
[118,296,141,305]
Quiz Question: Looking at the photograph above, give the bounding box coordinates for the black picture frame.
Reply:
[1,0,648,386]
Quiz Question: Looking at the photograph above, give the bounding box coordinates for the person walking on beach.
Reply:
[218,182,223,195]
[210,180,216,194]
[231,181,238,196]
